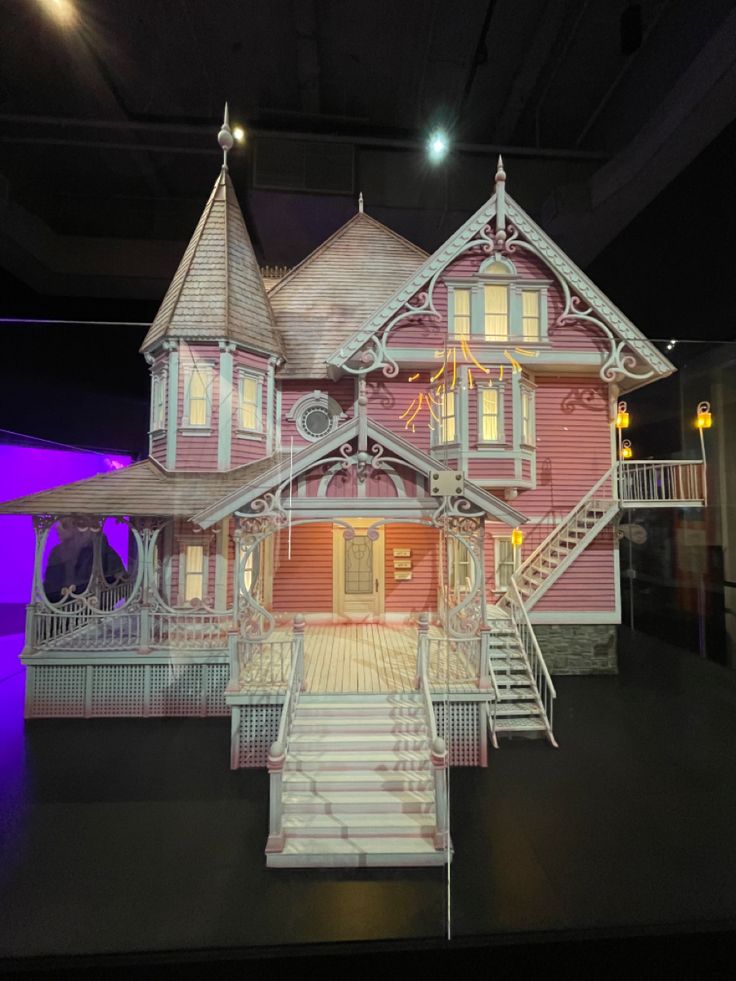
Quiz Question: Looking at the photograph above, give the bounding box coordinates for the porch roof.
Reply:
[0,454,287,518]
[192,417,526,529]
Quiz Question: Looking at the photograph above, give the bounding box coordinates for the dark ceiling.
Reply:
[1,0,735,454]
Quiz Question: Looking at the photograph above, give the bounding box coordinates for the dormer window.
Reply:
[452,288,471,337]
[522,291,540,342]
[484,285,508,341]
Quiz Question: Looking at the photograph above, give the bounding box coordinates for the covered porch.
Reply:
[234,621,484,695]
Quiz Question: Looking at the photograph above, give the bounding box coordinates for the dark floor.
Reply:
[1,628,736,972]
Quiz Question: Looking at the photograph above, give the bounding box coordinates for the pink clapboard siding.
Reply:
[384,524,439,613]
[366,372,431,453]
[279,378,355,449]
[175,344,221,471]
[271,523,333,612]
[534,528,616,612]
[515,375,612,515]
[230,350,271,468]
[150,433,167,467]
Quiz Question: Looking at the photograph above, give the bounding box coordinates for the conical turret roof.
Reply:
[141,169,282,357]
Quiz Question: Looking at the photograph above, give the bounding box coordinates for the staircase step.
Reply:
[495,717,548,732]
[282,770,434,792]
[292,716,428,733]
[267,835,449,868]
[282,812,436,837]
[282,790,436,814]
[289,734,430,752]
[494,702,541,716]
[285,750,430,770]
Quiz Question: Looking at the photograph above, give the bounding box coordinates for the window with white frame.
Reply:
[184,363,213,428]
[448,537,473,592]
[452,288,471,337]
[521,290,541,342]
[483,284,508,341]
[478,384,503,442]
[151,371,166,431]
[433,389,456,444]
[239,372,263,433]
[183,543,206,602]
[240,538,260,595]
[495,537,514,592]
[521,385,535,446]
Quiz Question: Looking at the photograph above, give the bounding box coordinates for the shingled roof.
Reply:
[0,454,288,518]
[268,211,427,378]
[141,169,283,357]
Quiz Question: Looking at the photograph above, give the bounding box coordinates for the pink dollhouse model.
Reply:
[2,114,705,867]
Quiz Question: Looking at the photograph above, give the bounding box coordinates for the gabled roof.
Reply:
[325,190,674,385]
[0,454,287,518]
[193,416,526,529]
[268,211,427,378]
[141,169,283,357]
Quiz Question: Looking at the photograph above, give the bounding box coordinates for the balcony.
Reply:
[618,460,706,508]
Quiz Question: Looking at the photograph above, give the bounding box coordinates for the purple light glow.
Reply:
[0,445,132,614]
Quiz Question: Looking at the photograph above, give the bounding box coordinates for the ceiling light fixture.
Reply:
[38,0,78,28]
[427,130,449,163]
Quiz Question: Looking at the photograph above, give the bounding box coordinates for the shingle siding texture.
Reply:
[141,172,282,357]
[269,213,426,378]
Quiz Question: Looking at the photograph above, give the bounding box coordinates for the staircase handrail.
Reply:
[508,579,556,700]
[416,614,449,851]
[515,466,615,581]
[265,615,306,855]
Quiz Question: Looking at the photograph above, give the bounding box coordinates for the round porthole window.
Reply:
[300,404,333,440]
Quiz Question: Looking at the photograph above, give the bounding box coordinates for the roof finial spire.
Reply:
[358,191,364,214]
[218,102,234,170]
[494,154,507,248]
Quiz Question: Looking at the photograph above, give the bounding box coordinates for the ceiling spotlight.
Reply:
[427,130,449,163]
[233,126,245,144]
[38,0,78,28]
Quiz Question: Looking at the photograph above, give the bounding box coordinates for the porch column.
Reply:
[432,737,449,850]
[415,611,429,687]
[478,622,492,690]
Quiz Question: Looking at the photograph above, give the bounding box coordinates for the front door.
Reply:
[333,521,384,619]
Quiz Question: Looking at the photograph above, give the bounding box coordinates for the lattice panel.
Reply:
[29,665,87,717]
[90,665,146,716]
[236,705,281,768]
[434,701,480,766]
[149,663,204,716]
[205,664,229,716]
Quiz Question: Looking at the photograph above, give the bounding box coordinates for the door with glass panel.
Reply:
[333,521,384,618]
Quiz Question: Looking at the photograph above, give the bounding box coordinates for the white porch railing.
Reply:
[150,611,231,650]
[426,634,481,687]
[265,616,306,854]
[618,460,705,506]
[32,605,142,651]
[505,580,557,745]
[415,613,449,851]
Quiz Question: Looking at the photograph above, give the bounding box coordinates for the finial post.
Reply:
[494,154,507,248]
[218,102,234,170]
[358,192,364,213]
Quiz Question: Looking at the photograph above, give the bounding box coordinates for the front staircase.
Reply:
[266,693,450,868]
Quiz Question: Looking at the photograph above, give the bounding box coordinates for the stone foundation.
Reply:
[534,623,617,675]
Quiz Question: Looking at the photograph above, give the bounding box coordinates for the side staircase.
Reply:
[487,469,620,747]
[266,693,450,868]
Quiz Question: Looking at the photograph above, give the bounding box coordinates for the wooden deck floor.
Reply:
[238,623,480,695]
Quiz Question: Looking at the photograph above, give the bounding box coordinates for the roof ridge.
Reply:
[268,211,426,299]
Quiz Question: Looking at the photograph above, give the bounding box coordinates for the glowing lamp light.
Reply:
[38,0,78,27]
[511,528,524,547]
[427,130,449,163]
[620,439,633,460]
[695,401,712,429]
[233,126,245,143]
[615,401,629,429]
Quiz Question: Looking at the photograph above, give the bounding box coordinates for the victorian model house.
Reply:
[1,115,705,867]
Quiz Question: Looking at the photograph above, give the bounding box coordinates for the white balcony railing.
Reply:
[618,460,705,506]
